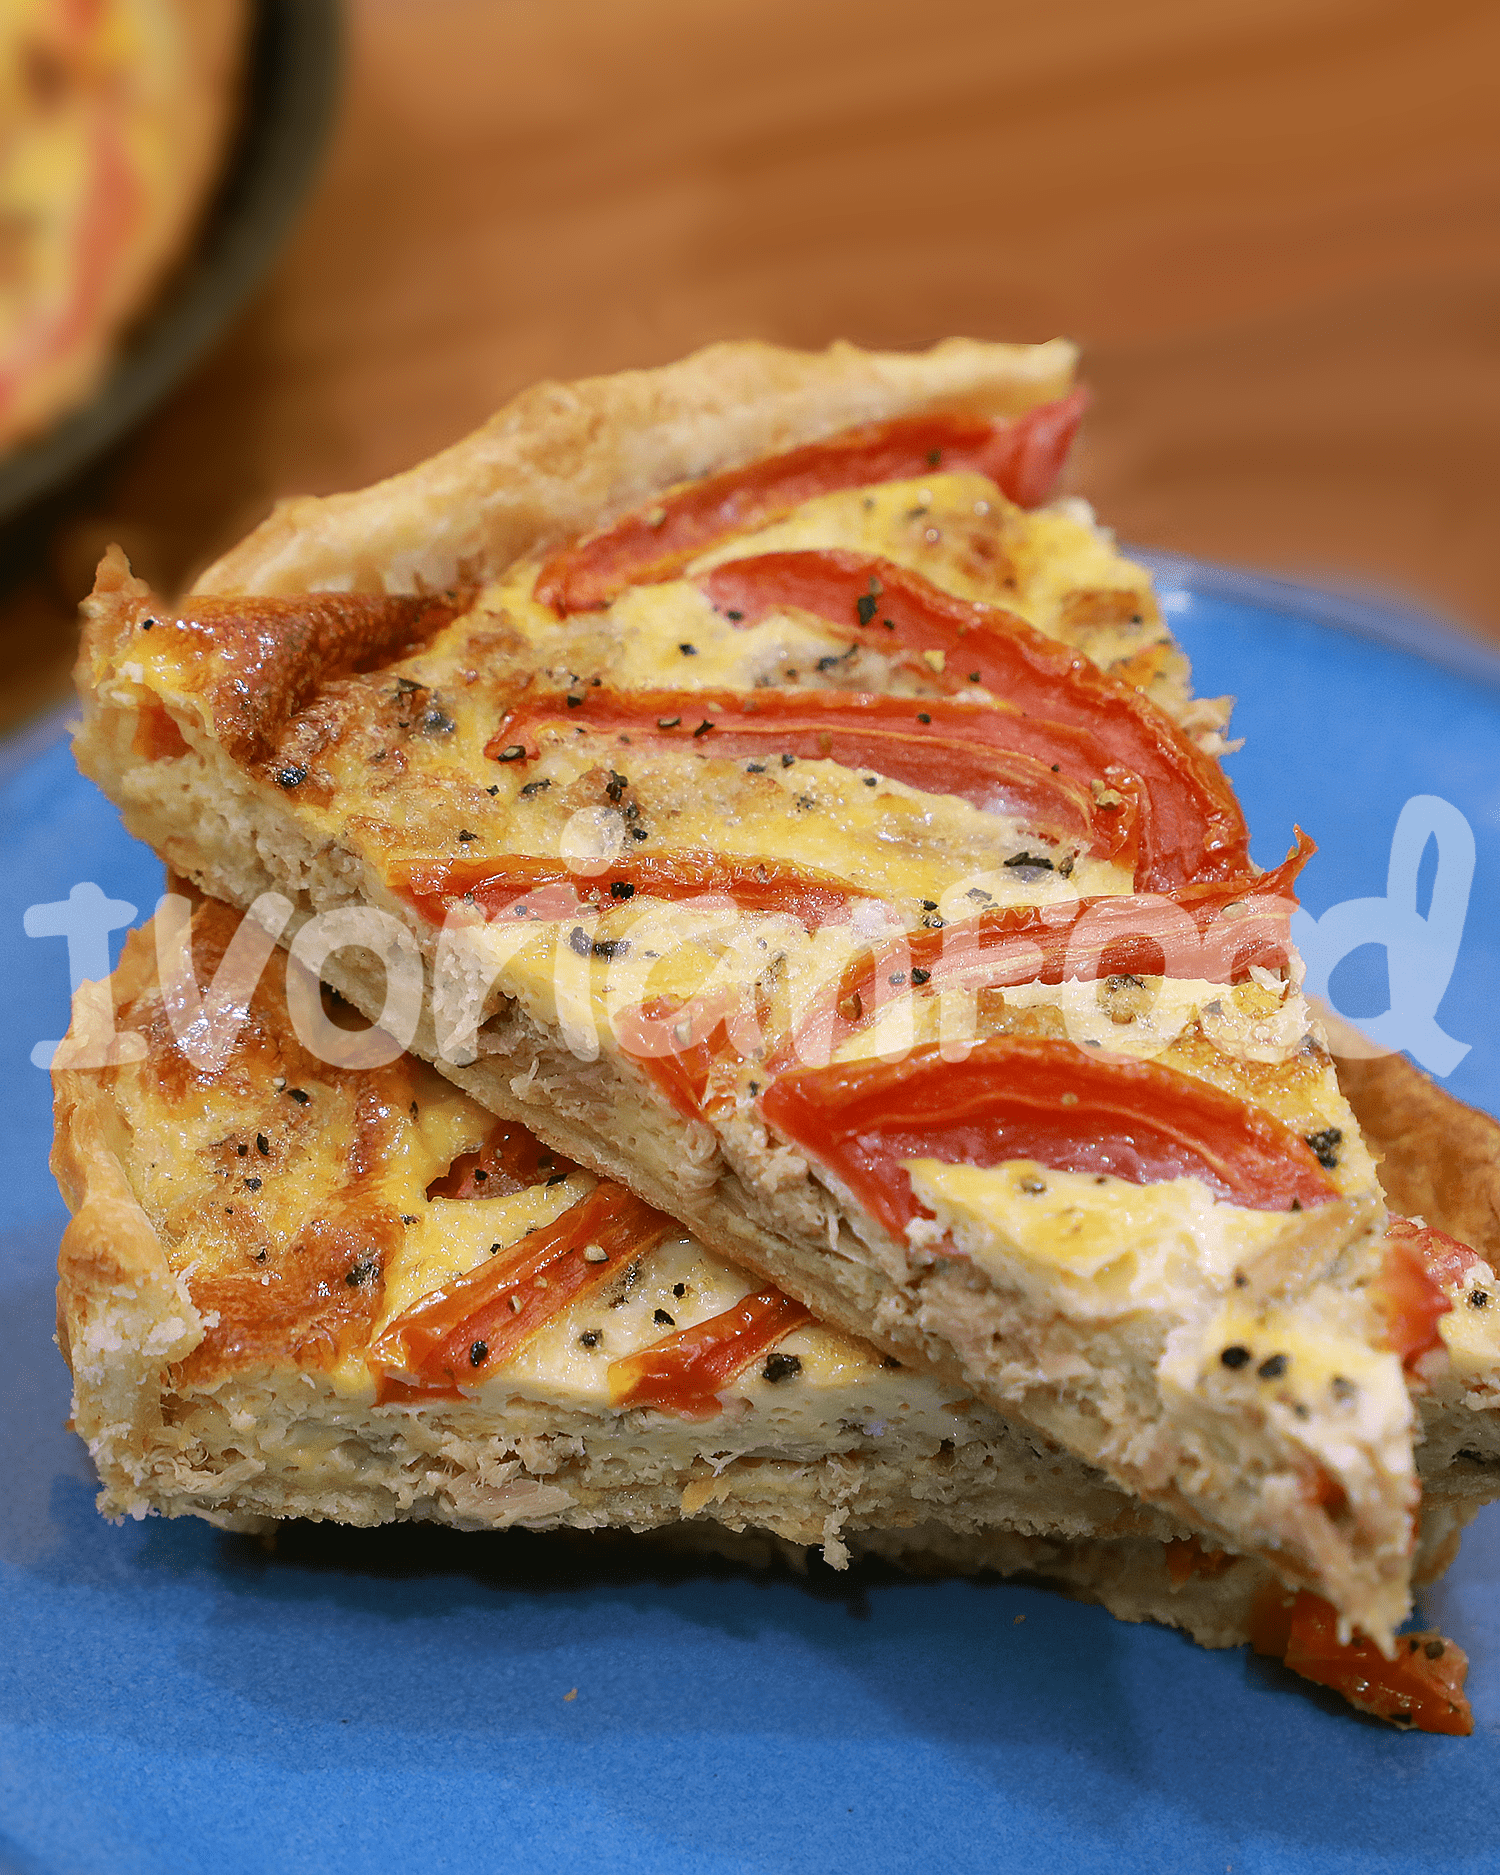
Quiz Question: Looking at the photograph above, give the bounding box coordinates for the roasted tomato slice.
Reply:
[759,1035,1339,1236]
[617,993,761,1122]
[698,549,1249,891]
[370,1184,675,1398]
[490,686,1139,865]
[1373,1225,1458,1372]
[533,394,1086,612]
[778,835,1314,1069]
[607,1288,812,1419]
[1251,1589,1473,1735]
[394,850,874,933]
[1384,1217,1485,1290]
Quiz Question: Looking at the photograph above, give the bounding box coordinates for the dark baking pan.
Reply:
[0,0,341,533]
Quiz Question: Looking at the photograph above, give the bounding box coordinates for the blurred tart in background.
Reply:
[0,0,247,454]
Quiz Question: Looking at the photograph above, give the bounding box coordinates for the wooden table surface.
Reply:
[4,0,1497,733]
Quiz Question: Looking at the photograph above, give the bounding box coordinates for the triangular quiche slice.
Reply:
[71,337,1464,1644]
[50,899,1492,1734]
[50,895,1228,1560]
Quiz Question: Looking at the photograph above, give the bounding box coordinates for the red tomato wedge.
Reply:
[1251,1589,1472,1735]
[607,1288,812,1419]
[489,687,1139,865]
[617,994,750,1121]
[369,1184,675,1400]
[697,550,1248,891]
[533,394,1087,613]
[778,834,1314,1069]
[1384,1216,1485,1291]
[759,1036,1339,1235]
[393,850,874,932]
[1373,1228,1455,1372]
[426,1118,580,1199]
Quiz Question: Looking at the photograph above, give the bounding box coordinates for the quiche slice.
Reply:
[54,895,1206,1558]
[70,337,1455,1644]
[50,898,1490,1736]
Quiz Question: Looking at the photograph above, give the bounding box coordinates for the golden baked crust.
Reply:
[66,336,1486,1645]
[0,0,247,449]
[1333,1017,1500,1264]
[196,336,1078,597]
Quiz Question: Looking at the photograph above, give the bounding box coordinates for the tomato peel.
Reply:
[370,1184,675,1398]
[490,686,1139,863]
[1384,1217,1484,1291]
[533,395,1087,612]
[759,1035,1339,1235]
[426,1118,579,1200]
[698,548,1248,891]
[607,1288,812,1419]
[393,850,872,933]
[1373,1231,1454,1372]
[622,995,750,1120]
[776,833,1315,1070]
[1252,1588,1472,1735]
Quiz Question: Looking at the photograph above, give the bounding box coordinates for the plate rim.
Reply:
[1134,548,1500,691]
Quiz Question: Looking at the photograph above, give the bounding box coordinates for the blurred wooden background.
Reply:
[4,0,1497,732]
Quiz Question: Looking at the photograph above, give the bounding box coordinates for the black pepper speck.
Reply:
[1304,1126,1343,1170]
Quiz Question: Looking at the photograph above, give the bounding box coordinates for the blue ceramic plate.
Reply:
[3,561,1499,1875]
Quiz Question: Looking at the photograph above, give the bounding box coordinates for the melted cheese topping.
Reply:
[112,437,1387,1343]
[904,1159,1293,1316]
[107,906,981,1445]
[1169,1292,1411,1458]
[1434,1261,1500,1383]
